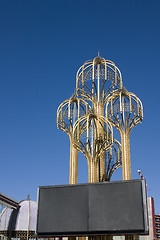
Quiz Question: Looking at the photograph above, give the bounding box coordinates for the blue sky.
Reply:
[0,0,160,213]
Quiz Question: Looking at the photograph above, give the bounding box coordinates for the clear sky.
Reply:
[0,0,160,213]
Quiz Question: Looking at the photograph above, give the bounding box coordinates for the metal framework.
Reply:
[76,55,122,105]
[73,109,113,182]
[57,94,89,184]
[105,88,143,180]
[104,138,122,181]
[57,54,143,187]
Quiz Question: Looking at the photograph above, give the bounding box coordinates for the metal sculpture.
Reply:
[76,54,122,105]
[73,108,113,182]
[57,94,89,184]
[57,54,143,187]
[57,55,124,184]
[105,88,143,180]
[104,138,122,181]
[74,54,123,183]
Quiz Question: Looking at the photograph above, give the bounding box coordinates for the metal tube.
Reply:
[97,64,100,103]
[69,141,78,184]
[121,131,131,180]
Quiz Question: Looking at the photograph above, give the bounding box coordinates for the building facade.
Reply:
[139,197,156,240]
[155,214,160,239]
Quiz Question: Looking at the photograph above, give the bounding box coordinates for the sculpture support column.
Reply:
[95,103,105,181]
[69,142,78,184]
[88,159,99,183]
[121,130,131,180]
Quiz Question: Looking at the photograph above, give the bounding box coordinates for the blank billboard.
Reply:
[36,180,148,237]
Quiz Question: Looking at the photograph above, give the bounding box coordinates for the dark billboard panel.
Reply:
[36,180,148,237]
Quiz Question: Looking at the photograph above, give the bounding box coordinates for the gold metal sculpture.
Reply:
[76,54,122,105]
[73,108,113,183]
[105,88,143,180]
[104,138,122,181]
[57,94,89,184]
[57,54,124,184]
